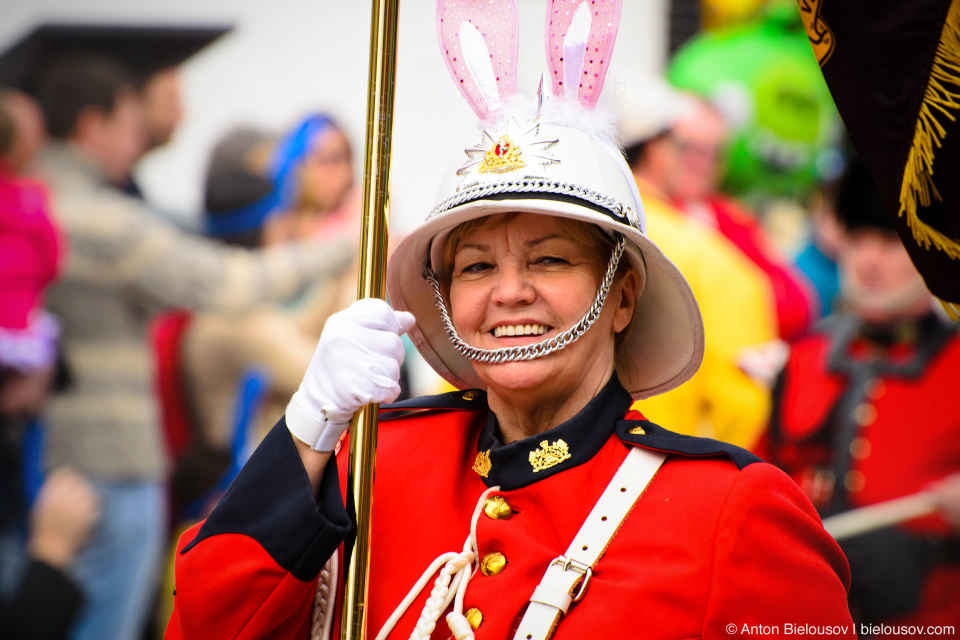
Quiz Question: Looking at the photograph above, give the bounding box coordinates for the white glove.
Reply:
[286,298,417,452]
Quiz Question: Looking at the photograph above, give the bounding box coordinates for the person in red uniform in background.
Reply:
[645,97,816,339]
[165,4,853,639]
[758,158,960,635]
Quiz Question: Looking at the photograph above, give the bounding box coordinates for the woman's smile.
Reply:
[489,321,551,340]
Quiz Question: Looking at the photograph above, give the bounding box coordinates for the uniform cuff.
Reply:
[183,418,353,581]
[287,397,344,452]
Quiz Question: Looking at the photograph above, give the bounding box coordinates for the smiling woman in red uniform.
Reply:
[165,3,853,639]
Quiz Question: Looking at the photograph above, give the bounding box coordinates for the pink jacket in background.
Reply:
[0,168,63,369]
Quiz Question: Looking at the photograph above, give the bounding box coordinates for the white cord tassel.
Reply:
[375,487,501,640]
[410,551,474,640]
[446,611,476,640]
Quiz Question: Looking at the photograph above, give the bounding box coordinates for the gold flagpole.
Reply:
[342,0,401,639]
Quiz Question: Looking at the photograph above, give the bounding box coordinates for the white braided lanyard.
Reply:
[374,486,501,640]
[311,555,339,640]
[307,486,496,640]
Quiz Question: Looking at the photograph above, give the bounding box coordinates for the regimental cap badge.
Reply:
[458,118,559,177]
[529,439,572,472]
[480,135,524,174]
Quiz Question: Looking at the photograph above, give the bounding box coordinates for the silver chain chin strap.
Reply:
[424,234,625,364]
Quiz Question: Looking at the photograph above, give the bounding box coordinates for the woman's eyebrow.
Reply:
[526,234,563,248]
[457,242,490,252]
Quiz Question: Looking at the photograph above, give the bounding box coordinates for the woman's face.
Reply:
[448,213,637,398]
[299,127,354,211]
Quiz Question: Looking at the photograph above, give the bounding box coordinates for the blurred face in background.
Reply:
[669,100,728,202]
[0,90,46,172]
[298,126,353,212]
[76,89,147,184]
[838,228,930,323]
[634,132,681,197]
[141,67,184,150]
[808,189,845,260]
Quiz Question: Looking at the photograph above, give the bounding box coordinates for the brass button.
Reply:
[483,496,512,520]
[480,552,507,576]
[849,437,871,460]
[865,378,885,400]
[854,403,877,426]
[844,471,866,493]
[627,425,646,435]
[462,390,481,401]
[465,608,483,630]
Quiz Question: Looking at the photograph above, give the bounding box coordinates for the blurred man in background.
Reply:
[0,23,228,205]
[139,67,183,153]
[33,54,351,640]
[758,159,960,634]
[121,43,194,202]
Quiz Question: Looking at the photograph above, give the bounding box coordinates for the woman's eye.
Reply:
[534,256,568,266]
[460,261,494,274]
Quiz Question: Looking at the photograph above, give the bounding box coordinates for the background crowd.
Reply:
[0,1,958,639]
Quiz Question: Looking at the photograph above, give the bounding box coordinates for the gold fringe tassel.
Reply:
[940,298,960,321]
[899,0,960,260]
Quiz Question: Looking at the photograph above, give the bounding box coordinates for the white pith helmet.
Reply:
[386,110,705,400]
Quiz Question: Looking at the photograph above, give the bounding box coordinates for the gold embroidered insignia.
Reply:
[628,426,646,435]
[798,0,834,67]
[473,450,492,478]
[529,439,572,473]
[458,119,558,177]
[479,135,525,174]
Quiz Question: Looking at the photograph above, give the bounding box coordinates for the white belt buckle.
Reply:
[551,556,593,602]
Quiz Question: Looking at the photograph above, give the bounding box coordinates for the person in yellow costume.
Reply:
[618,79,778,448]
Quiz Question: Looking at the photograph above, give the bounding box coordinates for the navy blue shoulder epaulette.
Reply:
[380,389,487,419]
[616,420,762,470]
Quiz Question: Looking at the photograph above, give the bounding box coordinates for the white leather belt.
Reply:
[512,446,667,640]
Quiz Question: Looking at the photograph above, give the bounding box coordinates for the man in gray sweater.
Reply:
[34,55,352,640]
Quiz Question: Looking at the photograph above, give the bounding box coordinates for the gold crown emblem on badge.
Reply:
[529,439,571,472]
[479,135,525,174]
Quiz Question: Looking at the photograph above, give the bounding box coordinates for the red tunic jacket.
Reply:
[758,314,960,633]
[166,376,852,640]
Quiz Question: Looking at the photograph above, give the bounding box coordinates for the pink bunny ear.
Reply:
[437,0,519,120]
[546,0,623,107]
